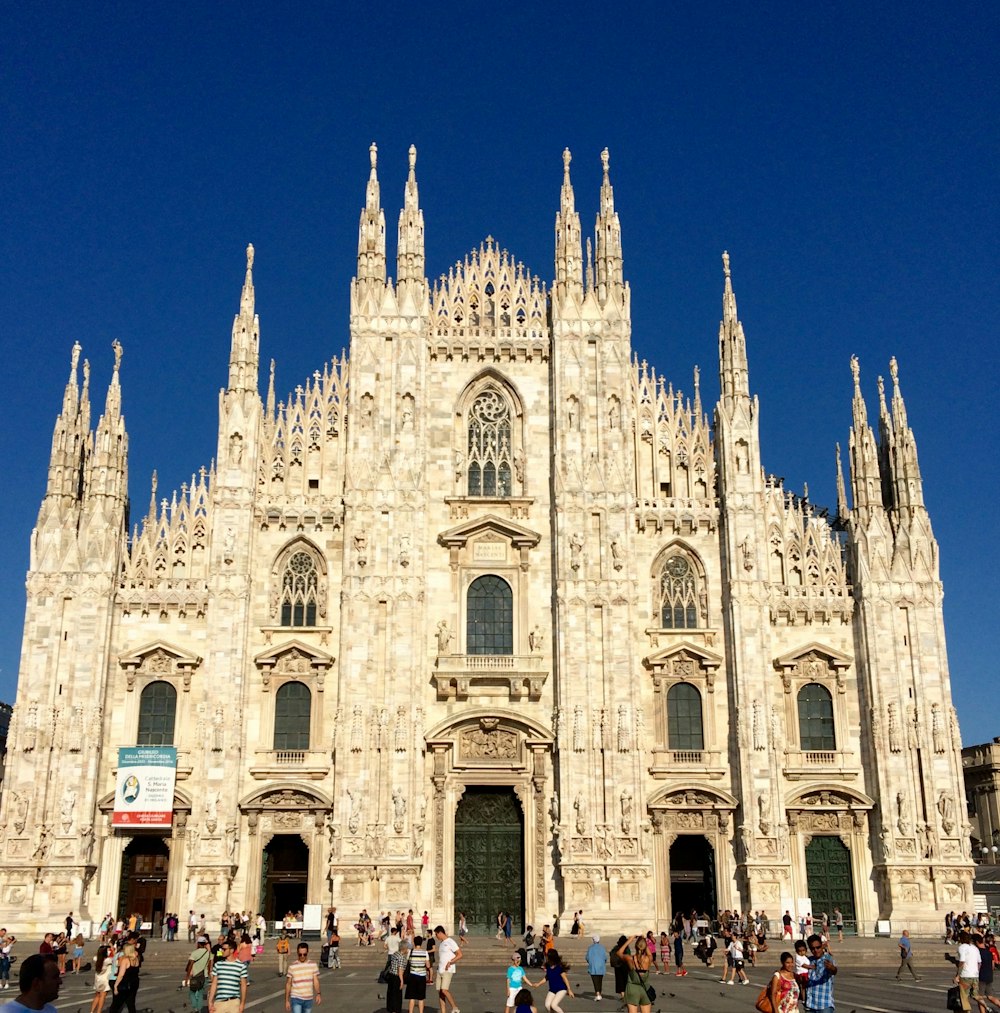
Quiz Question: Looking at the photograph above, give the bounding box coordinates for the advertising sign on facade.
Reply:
[112,746,177,828]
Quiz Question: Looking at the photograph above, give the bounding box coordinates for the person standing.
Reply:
[185,936,213,1013]
[804,934,837,1013]
[895,929,921,981]
[614,936,650,1013]
[539,949,574,1013]
[433,926,462,1013]
[585,934,607,1000]
[90,945,110,1013]
[284,943,321,1013]
[781,912,793,941]
[458,913,467,943]
[0,935,15,992]
[672,927,687,977]
[207,939,249,1013]
[975,934,1000,1010]
[405,935,430,1013]
[108,942,140,1013]
[832,908,844,943]
[189,911,199,944]
[0,954,61,1013]
[276,932,290,977]
[954,931,989,1013]
[325,908,337,949]
[384,940,406,1013]
[505,951,529,1010]
[766,951,801,1013]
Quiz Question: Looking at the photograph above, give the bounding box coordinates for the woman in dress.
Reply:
[72,933,86,973]
[610,935,629,1004]
[615,935,653,1013]
[236,932,254,981]
[767,952,800,1013]
[539,949,573,1012]
[405,934,430,1013]
[108,941,140,1013]
[90,945,110,1013]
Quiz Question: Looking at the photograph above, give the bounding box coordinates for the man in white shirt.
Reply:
[433,925,462,1013]
[0,954,61,1013]
[956,931,989,1013]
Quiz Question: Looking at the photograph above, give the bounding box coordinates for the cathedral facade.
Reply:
[0,146,972,935]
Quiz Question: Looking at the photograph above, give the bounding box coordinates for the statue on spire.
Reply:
[246,243,254,270]
[112,339,123,373]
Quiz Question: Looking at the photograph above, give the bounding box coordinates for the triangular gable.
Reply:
[774,642,852,671]
[119,640,202,668]
[643,641,723,672]
[254,639,334,667]
[438,513,541,549]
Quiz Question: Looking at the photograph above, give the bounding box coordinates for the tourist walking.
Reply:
[895,929,921,981]
[207,938,249,1013]
[276,932,290,976]
[766,952,801,1013]
[722,934,750,985]
[505,951,529,1009]
[672,927,687,976]
[458,912,467,943]
[833,908,844,942]
[433,925,462,1013]
[405,935,430,1013]
[585,934,607,1000]
[804,934,838,1013]
[108,942,140,1013]
[284,942,321,1013]
[610,935,629,1003]
[90,946,110,1013]
[0,935,14,991]
[185,935,212,1013]
[539,949,574,1012]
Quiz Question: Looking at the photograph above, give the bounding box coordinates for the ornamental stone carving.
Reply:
[460,724,518,760]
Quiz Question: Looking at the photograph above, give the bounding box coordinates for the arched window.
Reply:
[137,682,177,746]
[274,682,311,751]
[280,550,319,627]
[467,388,513,497]
[466,574,513,655]
[798,683,836,751]
[657,553,700,629]
[667,683,704,751]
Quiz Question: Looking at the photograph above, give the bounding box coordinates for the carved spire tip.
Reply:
[369,142,378,171]
[246,243,254,271]
[601,146,610,180]
[408,144,417,171]
[722,250,731,278]
[112,338,123,373]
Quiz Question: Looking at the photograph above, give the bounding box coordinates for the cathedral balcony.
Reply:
[432,654,548,702]
[648,747,727,780]
[249,749,332,780]
[782,749,860,781]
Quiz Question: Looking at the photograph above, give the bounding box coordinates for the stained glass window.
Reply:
[658,554,699,628]
[467,389,513,497]
[280,550,319,627]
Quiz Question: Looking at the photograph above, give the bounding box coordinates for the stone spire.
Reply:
[87,340,128,503]
[44,342,87,503]
[396,144,425,286]
[847,355,884,515]
[554,148,582,302]
[357,142,386,285]
[718,251,750,407]
[228,244,260,393]
[835,442,849,521]
[887,357,925,511]
[595,147,624,303]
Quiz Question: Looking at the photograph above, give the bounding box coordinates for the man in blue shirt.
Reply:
[895,929,921,981]
[805,934,837,1013]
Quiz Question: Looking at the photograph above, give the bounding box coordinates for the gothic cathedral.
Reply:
[0,145,972,934]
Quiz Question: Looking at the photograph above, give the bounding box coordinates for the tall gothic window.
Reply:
[280,550,319,627]
[137,681,177,746]
[798,683,836,751]
[273,681,311,751]
[658,553,700,628]
[466,574,513,655]
[667,683,705,751]
[467,388,513,497]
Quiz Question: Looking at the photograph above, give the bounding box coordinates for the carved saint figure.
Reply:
[225,824,238,862]
[573,793,587,835]
[205,791,220,834]
[392,787,407,833]
[435,620,453,655]
[887,703,902,753]
[398,535,410,569]
[528,625,544,653]
[758,793,771,836]
[569,533,584,571]
[610,536,624,571]
[33,827,51,862]
[59,786,76,834]
[222,528,236,563]
[895,790,910,836]
[347,788,362,835]
[354,532,368,568]
[937,791,955,833]
[931,702,945,754]
[620,790,634,835]
[80,824,96,864]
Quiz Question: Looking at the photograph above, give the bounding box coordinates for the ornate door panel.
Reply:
[454,788,524,933]
[804,836,856,929]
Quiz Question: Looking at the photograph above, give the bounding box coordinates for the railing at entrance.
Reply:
[274,750,306,764]
[670,750,704,763]
[804,751,837,764]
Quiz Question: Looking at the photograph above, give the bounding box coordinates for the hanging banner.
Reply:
[112,746,177,828]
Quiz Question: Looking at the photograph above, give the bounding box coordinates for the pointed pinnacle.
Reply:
[369,141,378,176]
[112,338,123,374]
[601,146,610,183]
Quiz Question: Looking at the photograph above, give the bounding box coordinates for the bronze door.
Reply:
[805,835,856,932]
[454,787,524,934]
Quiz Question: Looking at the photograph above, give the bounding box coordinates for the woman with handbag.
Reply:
[615,935,653,1013]
[762,951,799,1013]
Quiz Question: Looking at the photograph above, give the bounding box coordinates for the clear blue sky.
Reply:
[1,3,996,741]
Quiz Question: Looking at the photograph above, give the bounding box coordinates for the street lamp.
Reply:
[992,845,998,865]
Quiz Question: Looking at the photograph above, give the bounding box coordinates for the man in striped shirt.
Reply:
[285,943,321,1013]
[208,940,248,1013]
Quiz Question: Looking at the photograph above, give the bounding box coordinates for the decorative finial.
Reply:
[693,364,700,390]
[70,341,81,376]
[877,375,886,404]
[562,148,571,178]
[889,355,899,386]
[82,359,90,388]
[246,243,254,270]
[112,338,123,372]
[722,250,731,278]
[369,142,378,171]
[408,144,416,172]
[850,354,860,387]
[601,147,610,181]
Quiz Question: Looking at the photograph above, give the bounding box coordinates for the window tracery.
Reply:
[656,553,701,629]
[278,549,320,627]
[467,387,513,497]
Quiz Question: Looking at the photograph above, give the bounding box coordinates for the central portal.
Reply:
[454,787,524,934]
[669,835,717,916]
[261,834,309,922]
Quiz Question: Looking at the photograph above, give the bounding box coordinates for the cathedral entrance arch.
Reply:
[454,787,524,934]
[118,836,169,924]
[261,834,309,921]
[669,835,716,915]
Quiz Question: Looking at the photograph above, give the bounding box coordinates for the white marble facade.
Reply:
[0,146,972,935]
